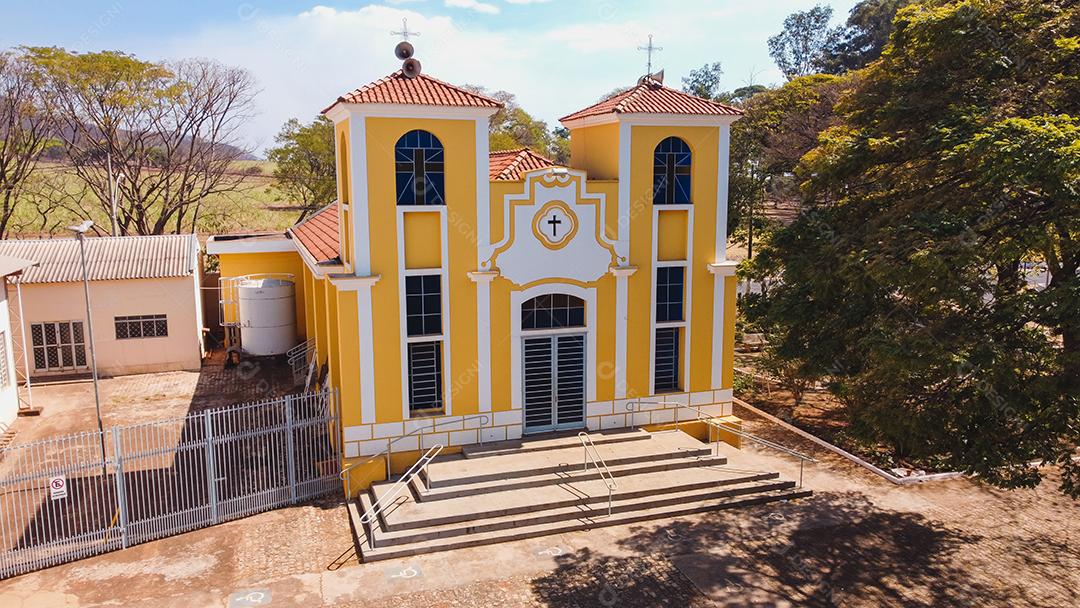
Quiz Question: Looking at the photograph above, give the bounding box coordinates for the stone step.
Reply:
[366,477,797,547]
[411,454,729,501]
[357,486,813,562]
[461,428,650,459]
[424,429,712,488]
[385,469,780,532]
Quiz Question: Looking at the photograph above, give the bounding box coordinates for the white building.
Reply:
[0,235,205,379]
[0,255,36,428]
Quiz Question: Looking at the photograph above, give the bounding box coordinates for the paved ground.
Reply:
[1,400,1077,608]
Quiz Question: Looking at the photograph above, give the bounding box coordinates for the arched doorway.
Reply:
[520,294,586,433]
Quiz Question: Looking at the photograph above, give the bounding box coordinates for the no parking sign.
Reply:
[49,475,67,500]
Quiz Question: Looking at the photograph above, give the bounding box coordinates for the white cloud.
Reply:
[504,0,552,4]
[153,1,823,154]
[444,0,500,14]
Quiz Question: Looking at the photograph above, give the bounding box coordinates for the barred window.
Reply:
[654,327,681,393]
[407,341,444,413]
[405,275,442,337]
[656,266,685,323]
[653,136,692,205]
[115,314,168,340]
[395,129,445,206]
[31,321,87,372]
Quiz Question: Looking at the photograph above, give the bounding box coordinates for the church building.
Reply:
[208,53,742,489]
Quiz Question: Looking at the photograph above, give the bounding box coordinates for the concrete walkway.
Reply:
[1,414,1077,607]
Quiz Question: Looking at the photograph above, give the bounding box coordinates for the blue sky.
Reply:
[1,1,860,154]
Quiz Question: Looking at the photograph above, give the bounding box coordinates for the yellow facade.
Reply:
[210,74,740,492]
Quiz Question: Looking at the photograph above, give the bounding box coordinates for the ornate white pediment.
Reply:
[483,169,619,286]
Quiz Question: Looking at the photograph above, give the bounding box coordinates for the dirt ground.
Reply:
[1,396,1077,608]
[6,351,298,446]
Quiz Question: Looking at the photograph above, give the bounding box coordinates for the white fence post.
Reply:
[284,394,298,504]
[204,412,218,524]
[111,429,129,549]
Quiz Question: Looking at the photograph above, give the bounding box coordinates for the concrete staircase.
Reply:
[347,428,811,562]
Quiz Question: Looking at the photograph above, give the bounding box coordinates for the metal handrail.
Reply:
[626,400,816,487]
[339,413,491,498]
[577,432,618,517]
[358,444,443,549]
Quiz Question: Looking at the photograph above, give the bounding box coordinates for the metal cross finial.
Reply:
[638,34,663,75]
[391,18,420,41]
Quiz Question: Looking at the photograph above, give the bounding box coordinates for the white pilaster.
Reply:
[715,123,731,262]
[350,116,371,275]
[610,266,637,399]
[707,262,737,389]
[469,271,497,412]
[617,121,632,263]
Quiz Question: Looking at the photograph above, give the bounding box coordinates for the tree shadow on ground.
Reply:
[529,491,1035,608]
[531,547,714,608]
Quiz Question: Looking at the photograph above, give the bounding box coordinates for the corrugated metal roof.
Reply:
[0,234,199,284]
[0,254,37,278]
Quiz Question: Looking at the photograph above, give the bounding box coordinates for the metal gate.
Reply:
[0,389,339,578]
[522,334,586,433]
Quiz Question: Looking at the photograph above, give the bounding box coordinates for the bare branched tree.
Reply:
[27,48,257,235]
[0,50,54,238]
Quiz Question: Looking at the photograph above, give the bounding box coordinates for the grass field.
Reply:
[8,160,300,238]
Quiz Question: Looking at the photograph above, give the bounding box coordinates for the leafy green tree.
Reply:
[0,49,54,238]
[26,47,256,235]
[681,62,723,100]
[752,0,1080,495]
[464,85,561,161]
[726,75,845,247]
[266,116,336,222]
[819,0,914,73]
[767,5,835,79]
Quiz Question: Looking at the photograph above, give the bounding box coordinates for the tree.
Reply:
[726,75,845,245]
[463,85,560,161]
[26,48,256,235]
[266,116,336,222]
[752,0,1080,495]
[819,0,914,73]
[767,5,835,79]
[681,62,723,100]
[0,49,54,238]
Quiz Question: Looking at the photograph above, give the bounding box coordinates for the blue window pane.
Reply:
[653,137,692,205]
[395,129,446,206]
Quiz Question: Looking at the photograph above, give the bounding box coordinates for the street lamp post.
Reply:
[68,220,106,474]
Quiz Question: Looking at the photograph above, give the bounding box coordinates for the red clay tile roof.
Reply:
[323,71,503,113]
[560,80,743,123]
[489,148,559,180]
[290,202,340,264]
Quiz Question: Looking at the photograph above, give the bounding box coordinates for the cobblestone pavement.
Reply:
[1,401,1078,607]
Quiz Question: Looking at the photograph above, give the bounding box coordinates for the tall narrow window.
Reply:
[653,137,692,205]
[405,274,444,412]
[395,130,445,206]
[654,265,686,392]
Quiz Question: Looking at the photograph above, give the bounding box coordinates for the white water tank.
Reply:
[238,277,297,356]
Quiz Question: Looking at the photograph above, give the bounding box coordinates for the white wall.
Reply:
[0,284,18,429]
[10,276,203,378]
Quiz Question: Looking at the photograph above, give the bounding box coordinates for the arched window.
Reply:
[521,294,586,330]
[653,137,692,205]
[395,130,445,205]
